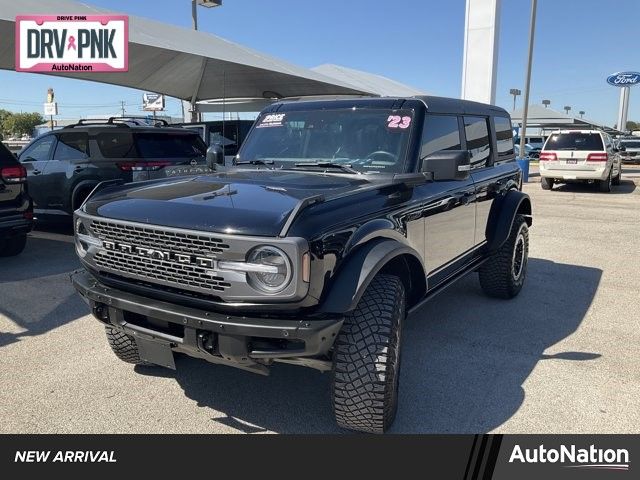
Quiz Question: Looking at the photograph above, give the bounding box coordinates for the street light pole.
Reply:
[510,88,521,111]
[519,0,537,160]
[564,106,571,116]
[191,0,198,30]
[579,110,585,119]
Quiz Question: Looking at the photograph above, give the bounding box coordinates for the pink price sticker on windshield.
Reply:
[387,115,412,130]
[15,15,129,72]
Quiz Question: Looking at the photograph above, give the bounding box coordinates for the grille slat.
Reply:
[89,220,232,294]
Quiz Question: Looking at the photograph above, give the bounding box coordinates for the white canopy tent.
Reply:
[0,0,373,105]
[512,104,624,136]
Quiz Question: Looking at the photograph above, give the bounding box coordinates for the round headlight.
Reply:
[246,246,292,294]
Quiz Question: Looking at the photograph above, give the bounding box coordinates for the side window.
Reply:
[463,116,491,169]
[53,132,89,161]
[97,132,136,158]
[494,116,515,158]
[420,115,462,159]
[19,136,56,162]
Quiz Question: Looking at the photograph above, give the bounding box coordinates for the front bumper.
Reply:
[71,269,343,374]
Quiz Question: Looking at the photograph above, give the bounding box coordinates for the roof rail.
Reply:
[63,116,170,129]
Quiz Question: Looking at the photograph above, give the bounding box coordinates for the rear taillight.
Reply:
[116,161,172,171]
[587,153,608,162]
[23,211,34,220]
[0,165,27,183]
[539,152,557,161]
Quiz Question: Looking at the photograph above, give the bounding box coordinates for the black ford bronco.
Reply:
[71,96,532,433]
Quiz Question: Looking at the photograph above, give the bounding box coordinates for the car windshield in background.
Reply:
[621,140,640,149]
[238,109,414,173]
[544,133,604,151]
[97,132,207,159]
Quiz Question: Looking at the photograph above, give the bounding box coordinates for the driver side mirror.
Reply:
[421,150,471,181]
[206,145,225,169]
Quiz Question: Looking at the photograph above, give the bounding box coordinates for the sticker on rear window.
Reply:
[256,113,286,128]
[387,115,412,130]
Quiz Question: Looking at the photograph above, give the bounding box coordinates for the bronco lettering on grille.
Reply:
[103,240,216,268]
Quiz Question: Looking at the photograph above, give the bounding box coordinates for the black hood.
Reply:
[83,169,389,236]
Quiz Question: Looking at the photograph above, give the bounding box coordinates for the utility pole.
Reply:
[518,0,537,160]
[120,101,126,117]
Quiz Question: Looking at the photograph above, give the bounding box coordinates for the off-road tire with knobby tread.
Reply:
[0,234,27,257]
[331,274,405,434]
[540,177,554,190]
[479,214,529,299]
[105,326,148,365]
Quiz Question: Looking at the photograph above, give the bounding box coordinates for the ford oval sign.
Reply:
[607,72,640,87]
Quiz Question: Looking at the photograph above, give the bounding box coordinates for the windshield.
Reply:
[621,140,640,149]
[543,133,604,151]
[238,108,414,173]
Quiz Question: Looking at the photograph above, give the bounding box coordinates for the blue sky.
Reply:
[1,0,639,126]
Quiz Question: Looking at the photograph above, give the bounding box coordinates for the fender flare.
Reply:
[485,190,532,252]
[317,238,425,315]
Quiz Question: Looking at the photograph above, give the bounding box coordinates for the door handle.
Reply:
[32,169,42,175]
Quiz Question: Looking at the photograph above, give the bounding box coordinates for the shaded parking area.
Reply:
[0,173,638,433]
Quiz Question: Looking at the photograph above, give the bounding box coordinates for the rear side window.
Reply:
[135,133,206,158]
[544,133,604,151]
[494,116,514,157]
[54,132,89,160]
[97,132,206,158]
[464,116,491,169]
[420,115,462,158]
[97,132,135,158]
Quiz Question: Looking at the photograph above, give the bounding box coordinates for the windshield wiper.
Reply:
[293,162,359,174]
[235,159,275,166]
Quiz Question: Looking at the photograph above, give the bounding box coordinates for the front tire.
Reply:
[540,177,554,190]
[479,215,529,299]
[105,326,148,365]
[0,234,27,257]
[332,274,405,434]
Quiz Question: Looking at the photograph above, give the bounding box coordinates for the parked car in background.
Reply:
[175,120,254,166]
[539,130,622,192]
[17,117,210,223]
[0,142,32,256]
[514,142,541,159]
[618,138,640,164]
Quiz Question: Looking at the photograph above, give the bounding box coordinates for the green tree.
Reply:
[3,112,44,137]
[0,109,13,138]
[626,120,639,131]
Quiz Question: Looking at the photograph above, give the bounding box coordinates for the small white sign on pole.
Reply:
[44,102,58,116]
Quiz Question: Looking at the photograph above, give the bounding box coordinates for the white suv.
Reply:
[539,130,622,192]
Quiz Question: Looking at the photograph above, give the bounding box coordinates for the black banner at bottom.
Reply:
[0,434,636,479]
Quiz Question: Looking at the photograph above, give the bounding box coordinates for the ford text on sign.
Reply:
[15,15,128,72]
[606,72,640,87]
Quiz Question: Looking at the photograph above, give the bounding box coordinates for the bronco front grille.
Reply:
[93,249,231,293]
[89,219,232,294]
[90,220,230,256]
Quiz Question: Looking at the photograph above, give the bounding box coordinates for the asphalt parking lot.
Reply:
[1,168,639,434]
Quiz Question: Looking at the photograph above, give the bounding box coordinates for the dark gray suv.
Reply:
[17,117,209,222]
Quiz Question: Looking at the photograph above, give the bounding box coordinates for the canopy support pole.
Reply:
[190,57,207,122]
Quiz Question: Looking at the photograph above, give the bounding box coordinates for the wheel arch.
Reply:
[318,238,427,315]
[485,190,532,253]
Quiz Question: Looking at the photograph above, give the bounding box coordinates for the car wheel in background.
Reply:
[541,177,554,190]
[0,234,27,257]
[612,168,622,186]
[598,169,612,193]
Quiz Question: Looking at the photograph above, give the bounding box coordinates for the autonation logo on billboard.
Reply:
[15,15,128,72]
[509,444,630,471]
